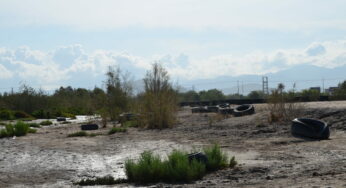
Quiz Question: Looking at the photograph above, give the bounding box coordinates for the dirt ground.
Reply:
[0,101,346,188]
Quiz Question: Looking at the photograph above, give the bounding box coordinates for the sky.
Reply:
[1,0,346,92]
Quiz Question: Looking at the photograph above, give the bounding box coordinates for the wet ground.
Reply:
[0,101,346,187]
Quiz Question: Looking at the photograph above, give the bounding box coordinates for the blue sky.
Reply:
[1,0,346,92]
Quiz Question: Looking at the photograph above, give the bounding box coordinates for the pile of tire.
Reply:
[233,104,255,117]
[81,124,99,130]
[291,118,330,140]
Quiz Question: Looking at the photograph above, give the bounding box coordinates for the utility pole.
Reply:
[237,80,240,98]
[322,78,325,94]
[262,76,269,95]
[241,81,244,95]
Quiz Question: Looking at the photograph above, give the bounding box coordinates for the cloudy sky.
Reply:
[1,0,346,92]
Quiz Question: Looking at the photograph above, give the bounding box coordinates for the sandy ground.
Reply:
[0,101,346,188]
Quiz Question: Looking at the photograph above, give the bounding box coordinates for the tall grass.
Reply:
[108,127,127,134]
[125,144,235,184]
[203,144,229,171]
[0,121,36,138]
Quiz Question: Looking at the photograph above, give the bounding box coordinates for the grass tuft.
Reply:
[203,144,229,171]
[124,144,233,184]
[40,120,53,126]
[108,127,127,134]
[28,123,41,128]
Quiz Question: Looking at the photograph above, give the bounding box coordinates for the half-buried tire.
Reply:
[233,104,255,117]
[187,152,208,164]
[81,124,99,131]
[291,118,330,140]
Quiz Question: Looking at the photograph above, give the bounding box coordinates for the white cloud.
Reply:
[0,64,13,79]
[1,40,346,87]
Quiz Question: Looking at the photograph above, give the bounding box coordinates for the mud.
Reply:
[0,101,346,187]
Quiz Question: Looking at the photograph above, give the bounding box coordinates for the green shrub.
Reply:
[68,131,87,137]
[122,120,139,128]
[28,128,37,133]
[125,151,164,184]
[125,150,206,184]
[108,127,127,134]
[229,156,237,168]
[14,111,31,119]
[203,144,229,171]
[164,150,205,183]
[76,176,127,186]
[28,123,40,128]
[0,129,8,138]
[5,124,14,136]
[40,120,53,126]
[61,112,76,119]
[0,109,14,120]
[13,121,29,136]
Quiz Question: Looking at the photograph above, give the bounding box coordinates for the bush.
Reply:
[68,131,88,137]
[14,111,31,119]
[164,150,206,183]
[124,145,232,184]
[28,123,40,128]
[40,120,53,126]
[203,144,229,171]
[140,63,178,129]
[229,156,237,168]
[28,128,37,133]
[0,109,14,120]
[5,124,14,136]
[13,121,30,136]
[0,129,8,138]
[122,120,139,128]
[108,127,127,134]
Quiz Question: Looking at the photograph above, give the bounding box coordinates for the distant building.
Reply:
[309,87,321,93]
[325,87,338,94]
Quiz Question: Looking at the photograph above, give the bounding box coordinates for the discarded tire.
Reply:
[291,118,330,140]
[56,117,66,122]
[187,152,208,164]
[207,106,219,113]
[81,124,99,130]
[219,103,230,108]
[219,107,234,115]
[191,106,208,113]
[233,104,255,117]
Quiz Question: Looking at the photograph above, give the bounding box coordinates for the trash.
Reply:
[291,118,330,140]
[81,124,99,131]
[207,106,219,113]
[56,117,66,122]
[187,152,208,164]
[233,104,255,117]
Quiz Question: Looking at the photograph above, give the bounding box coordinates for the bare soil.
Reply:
[0,101,346,187]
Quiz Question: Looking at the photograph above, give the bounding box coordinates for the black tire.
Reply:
[191,107,201,113]
[56,117,66,122]
[233,104,255,117]
[291,118,330,140]
[219,107,234,115]
[81,124,99,130]
[187,152,208,164]
[207,106,219,113]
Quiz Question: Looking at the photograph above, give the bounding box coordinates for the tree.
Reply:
[247,91,264,99]
[141,63,177,129]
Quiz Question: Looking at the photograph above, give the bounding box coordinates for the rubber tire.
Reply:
[56,117,66,122]
[187,152,208,164]
[233,104,255,117]
[219,107,234,115]
[291,118,330,140]
[81,124,99,130]
[207,106,219,113]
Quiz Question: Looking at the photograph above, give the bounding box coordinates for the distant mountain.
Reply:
[178,64,346,94]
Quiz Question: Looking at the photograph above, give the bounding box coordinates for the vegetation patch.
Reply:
[108,127,127,134]
[67,131,101,137]
[40,120,53,126]
[122,120,139,128]
[125,144,236,184]
[0,121,37,138]
[76,176,127,186]
[27,123,41,128]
